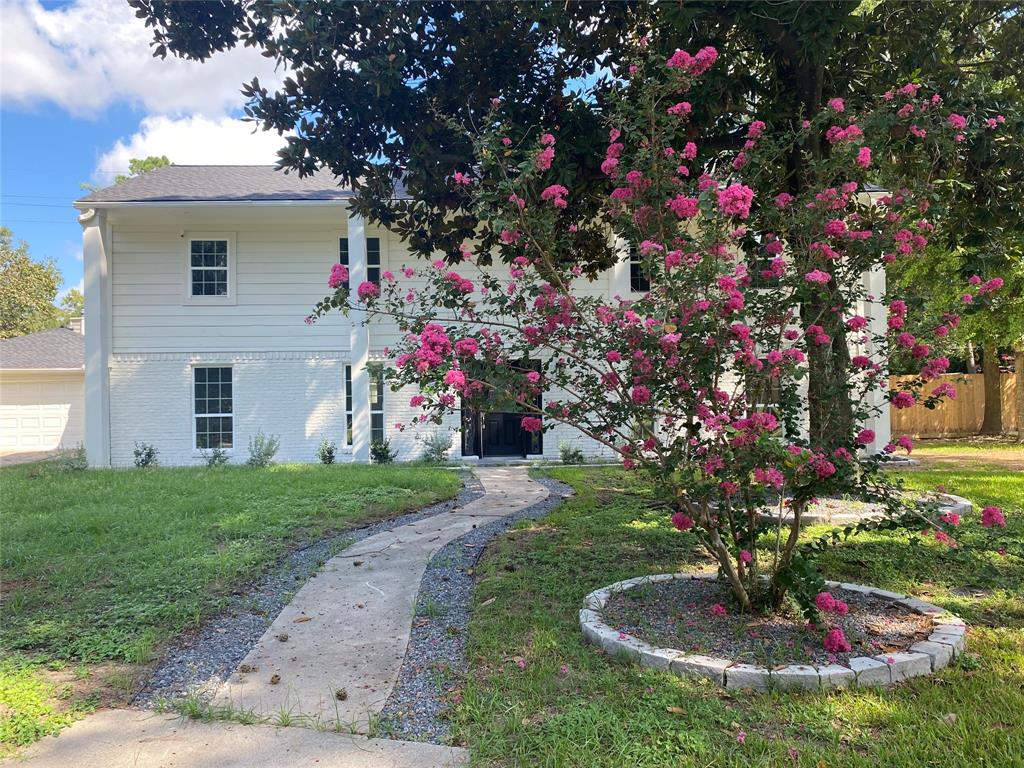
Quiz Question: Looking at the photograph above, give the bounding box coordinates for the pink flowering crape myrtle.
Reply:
[310,45,1007,627]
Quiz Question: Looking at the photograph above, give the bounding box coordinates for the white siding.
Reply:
[109,209,349,354]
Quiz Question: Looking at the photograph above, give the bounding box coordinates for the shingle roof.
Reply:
[0,328,84,370]
[75,165,408,204]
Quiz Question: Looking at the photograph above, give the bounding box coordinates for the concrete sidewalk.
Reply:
[5,708,466,767]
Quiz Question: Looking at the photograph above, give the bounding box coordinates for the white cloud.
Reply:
[0,0,284,117]
[93,115,286,185]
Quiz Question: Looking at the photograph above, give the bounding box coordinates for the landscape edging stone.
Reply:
[580,571,966,691]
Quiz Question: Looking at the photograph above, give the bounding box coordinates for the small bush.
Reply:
[52,445,87,472]
[559,442,585,465]
[419,431,453,463]
[201,447,229,467]
[316,437,337,465]
[246,430,280,468]
[370,439,397,464]
[133,442,159,468]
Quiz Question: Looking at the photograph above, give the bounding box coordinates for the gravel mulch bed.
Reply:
[601,579,933,668]
[376,475,573,744]
[133,470,484,707]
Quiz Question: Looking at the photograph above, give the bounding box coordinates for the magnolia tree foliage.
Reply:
[313,47,1009,636]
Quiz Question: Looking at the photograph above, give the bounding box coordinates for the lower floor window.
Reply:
[370,366,385,444]
[345,364,385,445]
[195,366,233,448]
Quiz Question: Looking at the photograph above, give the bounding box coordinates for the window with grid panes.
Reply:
[194,367,233,448]
[629,244,650,292]
[190,239,228,296]
[339,237,381,287]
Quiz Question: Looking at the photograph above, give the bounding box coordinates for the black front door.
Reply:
[462,406,543,458]
[483,411,525,456]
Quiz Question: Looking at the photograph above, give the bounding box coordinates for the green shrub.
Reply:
[370,439,397,464]
[559,442,585,465]
[316,437,337,465]
[51,445,87,472]
[201,447,229,467]
[133,442,159,468]
[419,431,453,463]
[245,430,280,467]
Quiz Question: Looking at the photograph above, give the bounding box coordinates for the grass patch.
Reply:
[454,465,1023,766]
[0,461,458,754]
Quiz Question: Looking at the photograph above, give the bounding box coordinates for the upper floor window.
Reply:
[339,236,381,288]
[190,239,228,296]
[629,244,650,292]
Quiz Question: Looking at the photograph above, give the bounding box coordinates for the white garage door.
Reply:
[0,374,85,451]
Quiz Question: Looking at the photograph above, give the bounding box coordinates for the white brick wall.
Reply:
[109,353,347,467]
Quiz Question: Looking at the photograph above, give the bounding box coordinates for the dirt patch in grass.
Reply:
[42,661,151,711]
[601,580,933,667]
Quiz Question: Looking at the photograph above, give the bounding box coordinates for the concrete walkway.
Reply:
[211,466,547,731]
[10,467,547,767]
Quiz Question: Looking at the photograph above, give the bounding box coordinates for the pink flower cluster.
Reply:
[981,506,1006,528]
[356,281,380,300]
[815,591,849,615]
[328,263,349,289]
[521,416,543,433]
[535,133,555,171]
[716,183,754,219]
[665,46,718,76]
[667,194,699,219]
[540,184,569,209]
[823,628,852,653]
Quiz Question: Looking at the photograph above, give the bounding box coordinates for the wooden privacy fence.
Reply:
[890,373,1019,438]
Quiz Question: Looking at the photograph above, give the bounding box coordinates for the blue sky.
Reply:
[1,0,287,299]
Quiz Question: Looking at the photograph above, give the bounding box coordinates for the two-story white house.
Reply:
[74,165,890,467]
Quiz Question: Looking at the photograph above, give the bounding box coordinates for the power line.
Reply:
[1,218,79,224]
[1,202,75,208]
[1,194,80,201]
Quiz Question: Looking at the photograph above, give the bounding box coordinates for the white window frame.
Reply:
[344,364,354,447]
[628,244,651,293]
[184,232,237,305]
[192,364,235,453]
[344,363,385,448]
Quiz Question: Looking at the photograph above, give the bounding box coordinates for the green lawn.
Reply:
[0,461,459,754]
[454,465,1023,767]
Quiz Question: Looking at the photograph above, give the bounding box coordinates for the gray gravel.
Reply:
[134,470,485,707]
[377,474,572,743]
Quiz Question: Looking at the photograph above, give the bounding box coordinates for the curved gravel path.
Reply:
[378,474,573,742]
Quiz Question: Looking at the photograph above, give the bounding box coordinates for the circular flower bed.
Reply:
[580,572,967,691]
[759,491,972,527]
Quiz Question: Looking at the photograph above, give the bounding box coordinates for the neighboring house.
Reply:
[0,324,85,453]
[73,165,890,467]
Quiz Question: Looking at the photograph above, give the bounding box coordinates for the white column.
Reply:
[863,265,891,453]
[79,209,111,467]
[347,212,371,463]
[611,236,630,300]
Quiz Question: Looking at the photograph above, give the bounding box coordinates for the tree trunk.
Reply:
[980,342,1003,435]
[802,296,855,451]
[1016,346,1024,444]
[966,341,978,374]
